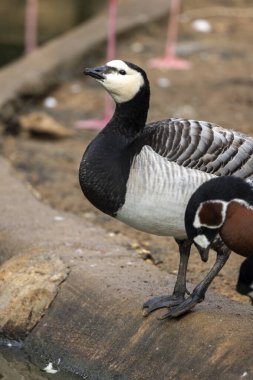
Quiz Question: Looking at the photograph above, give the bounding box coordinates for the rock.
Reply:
[19,112,74,139]
[0,352,47,380]
[0,254,69,339]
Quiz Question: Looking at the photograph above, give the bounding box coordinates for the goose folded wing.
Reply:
[139,118,253,179]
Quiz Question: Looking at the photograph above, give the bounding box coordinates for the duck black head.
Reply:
[189,198,227,253]
[185,198,226,262]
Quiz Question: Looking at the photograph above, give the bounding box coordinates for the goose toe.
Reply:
[142,294,185,317]
[159,291,204,319]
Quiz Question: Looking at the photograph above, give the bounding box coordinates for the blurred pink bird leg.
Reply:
[76,0,117,130]
[25,0,39,54]
[149,0,191,70]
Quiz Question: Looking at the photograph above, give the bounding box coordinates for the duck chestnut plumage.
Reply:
[185,176,253,256]
[79,60,253,318]
[186,176,253,306]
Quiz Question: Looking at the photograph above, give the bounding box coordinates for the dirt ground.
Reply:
[1,0,253,303]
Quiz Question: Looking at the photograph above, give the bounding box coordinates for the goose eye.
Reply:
[119,69,126,75]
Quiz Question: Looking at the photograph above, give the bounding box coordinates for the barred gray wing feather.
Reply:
[139,118,253,179]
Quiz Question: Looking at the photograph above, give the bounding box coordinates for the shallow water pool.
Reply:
[0,341,87,380]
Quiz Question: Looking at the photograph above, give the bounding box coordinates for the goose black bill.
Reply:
[83,66,107,80]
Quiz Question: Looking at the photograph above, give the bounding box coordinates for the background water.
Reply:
[0,343,87,379]
[0,0,104,67]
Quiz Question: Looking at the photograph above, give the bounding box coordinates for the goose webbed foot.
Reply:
[159,289,204,319]
[143,239,191,317]
[143,294,186,317]
[160,245,231,319]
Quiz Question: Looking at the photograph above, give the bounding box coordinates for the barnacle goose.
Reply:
[79,60,253,318]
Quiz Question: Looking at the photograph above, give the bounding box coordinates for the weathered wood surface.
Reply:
[1,157,253,379]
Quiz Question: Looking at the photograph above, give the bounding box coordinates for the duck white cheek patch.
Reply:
[193,234,210,249]
[193,200,227,229]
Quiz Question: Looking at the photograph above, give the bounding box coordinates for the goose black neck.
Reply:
[104,83,150,138]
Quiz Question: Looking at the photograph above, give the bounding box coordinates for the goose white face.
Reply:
[99,60,145,103]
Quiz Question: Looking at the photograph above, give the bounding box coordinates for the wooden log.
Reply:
[0,157,253,379]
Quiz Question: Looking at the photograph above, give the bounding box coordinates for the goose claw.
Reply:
[142,294,185,317]
[158,292,204,319]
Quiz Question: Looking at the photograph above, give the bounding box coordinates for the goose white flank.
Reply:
[79,60,253,318]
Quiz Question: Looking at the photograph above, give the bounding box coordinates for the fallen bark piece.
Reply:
[19,112,74,138]
[0,254,69,339]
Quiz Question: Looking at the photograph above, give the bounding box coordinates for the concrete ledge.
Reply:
[0,157,253,379]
